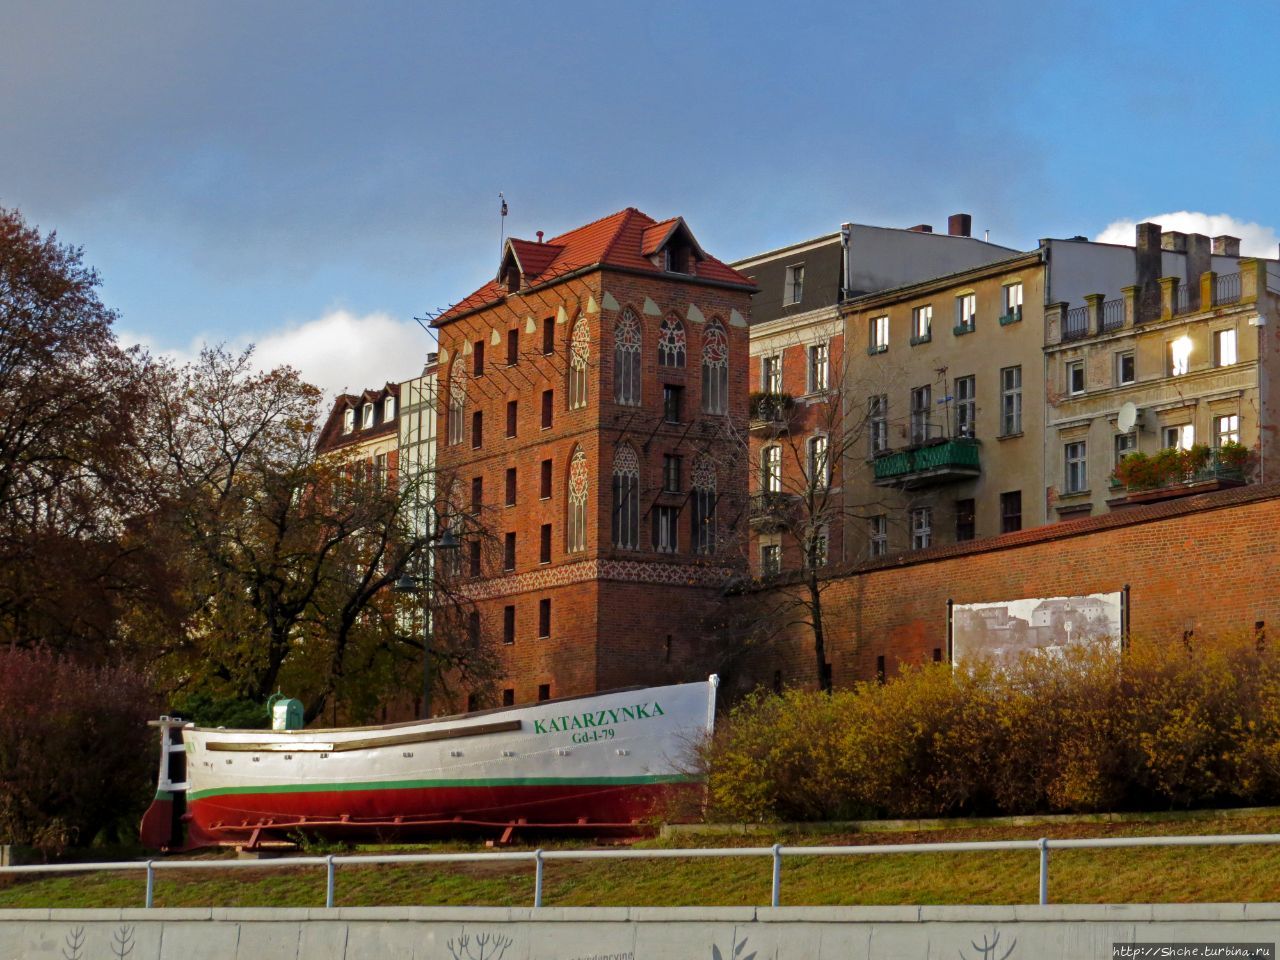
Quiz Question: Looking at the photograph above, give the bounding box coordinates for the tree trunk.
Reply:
[807,570,830,693]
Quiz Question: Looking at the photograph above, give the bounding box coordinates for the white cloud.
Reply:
[1095,211,1279,258]
[121,309,435,402]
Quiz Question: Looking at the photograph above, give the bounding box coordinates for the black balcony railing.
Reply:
[1062,306,1089,341]
[1174,283,1193,315]
[1216,272,1241,306]
[1100,297,1125,332]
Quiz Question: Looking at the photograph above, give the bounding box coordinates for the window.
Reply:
[911,507,932,550]
[507,328,519,366]
[611,445,639,550]
[1114,432,1138,468]
[448,362,466,445]
[869,395,889,455]
[542,316,554,355]
[869,315,889,353]
[503,532,516,571]
[910,385,932,444]
[503,605,515,645]
[808,434,829,488]
[502,689,515,707]
[541,389,553,429]
[691,455,716,555]
[663,384,683,423]
[1215,328,1237,367]
[1000,366,1022,435]
[955,499,975,541]
[1116,351,1135,386]
[567,447,588,553]
[467,610,480,644]
[504,467,517,507]
[954,293,976,332]
[761,354,782,393]
[653,506,679,553]
[785,263,804,304]
[1164,423,1194,450]
[506,400,518,438]
[538,683,551,702]
[363,403,374,429]
[538,598,551,638]
[954,375,976,439]
[614,307,642,406]
[701,320,729,414]
[806,526,829,569]
[470,476,483,514]
[1168,335,1192,376]
[807,343,829,392]
[662,454,682,493]
[760,445,782,493]
[471,410,483,449]
[1064,441,1087,493]
[383,396,395,422]
[540,458,552,499]
[869,515,888,557]
[468,540,481,577]
[1000,491,1022,533]
[473,340,485,377]
[1067,360,1085,395]
[658,315,686,367]
[761,542,781,575]
[342,408,354,434]
[540,524,552,563]
[911,304,933,343]
[1002,282,1023,321]
[569,318,590,409]
[1215,414,1240,447]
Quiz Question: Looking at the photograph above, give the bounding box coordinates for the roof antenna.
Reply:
[498,192,508,259]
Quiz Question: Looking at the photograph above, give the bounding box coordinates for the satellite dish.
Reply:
[1117,401,1139,433]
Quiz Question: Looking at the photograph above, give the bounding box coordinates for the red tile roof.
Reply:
[435,207,753,325]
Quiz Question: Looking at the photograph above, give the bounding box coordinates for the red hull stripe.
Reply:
[188,773,697,802]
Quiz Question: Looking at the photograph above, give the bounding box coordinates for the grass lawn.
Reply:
[3,813,1280,909]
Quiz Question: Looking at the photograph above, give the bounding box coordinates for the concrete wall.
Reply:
[3,905,1279,959]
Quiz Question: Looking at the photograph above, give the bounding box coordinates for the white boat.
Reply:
[141,676,718,849]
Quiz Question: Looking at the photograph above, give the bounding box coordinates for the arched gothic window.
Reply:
[611,444,640,549]
[701,319,728,414]
[569,317,590,410]
[691,454,717,555]
[447,360,467,446]
[658,314,686,367]
[567,446,589,553]
[614,308,642,406]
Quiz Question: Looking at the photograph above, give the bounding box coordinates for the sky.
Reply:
[4,1,1280,399]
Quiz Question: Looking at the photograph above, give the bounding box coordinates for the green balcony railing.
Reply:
[874,438,981,484]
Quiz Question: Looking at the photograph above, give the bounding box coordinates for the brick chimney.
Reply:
[1185,234,1211,311]
[1160,231,1188,252]
[907,224,933,233]
[1213,235,1241,256]
[948,213,972,238]
[1134,222,1163,324]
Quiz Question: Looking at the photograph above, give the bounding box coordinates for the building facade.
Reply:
[315,382,402,481]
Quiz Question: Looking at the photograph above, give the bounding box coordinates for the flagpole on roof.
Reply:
[498,192,508,260]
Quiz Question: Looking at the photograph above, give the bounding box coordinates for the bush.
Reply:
[706,633,1280,823]
[0,647,158,856]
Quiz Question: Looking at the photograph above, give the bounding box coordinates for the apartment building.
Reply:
[315,382,402,481]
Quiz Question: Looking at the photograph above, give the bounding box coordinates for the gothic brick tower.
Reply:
[432,208,755,708]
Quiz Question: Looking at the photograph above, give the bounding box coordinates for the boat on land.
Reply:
[140,676,718,850]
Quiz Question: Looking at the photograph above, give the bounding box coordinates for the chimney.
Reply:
[1160,231,1188,252]
[426,351,439,364]
[948,213,972,238]
[536,231,544,243]
[1185,234,1211,311]
[907,224,933,233]
[1134,222,1163,324]
[1213,235,1241,257]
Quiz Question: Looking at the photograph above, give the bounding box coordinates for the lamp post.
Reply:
[394,528,460,719]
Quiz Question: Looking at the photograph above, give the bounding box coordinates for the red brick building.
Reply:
[432,208,755,708]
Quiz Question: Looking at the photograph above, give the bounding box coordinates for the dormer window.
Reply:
[665,244,691,274]
[383,396,395,422]
[362,403,374,429]
[342,408,355,434]
[503,264,521,293]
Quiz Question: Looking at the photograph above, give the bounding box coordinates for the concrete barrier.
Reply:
[2,905,1279,959]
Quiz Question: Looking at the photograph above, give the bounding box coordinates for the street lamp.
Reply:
[394,531,461,719]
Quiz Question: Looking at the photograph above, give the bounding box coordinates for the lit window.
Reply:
[1116,352,1135,386]
[911,507,932,550]
[384,396,395,422]
[808,435,830,488]
[869,395,888,455]
[1001,366,1022,435]
[1114,432,1138,468]
[1163,424,1194,451]
[1168,335,1192,376]
[869,315,889,353]
[1215,414,1240,447]
[760,445,781,494]
[954,293,976,332]
[785,264,805,304]
[1002,282,1023,321]
[761,354,782,393]
[342,408,355,434]
[910,385,932,444]
[1064,441,1087,493]
[911,305,932,343]
[1215,328,1237,367]
[362,403,374,429]
[954,375,975,439]
[807,343,829,392]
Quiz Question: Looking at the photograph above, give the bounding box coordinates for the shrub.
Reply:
[0,647,158,856]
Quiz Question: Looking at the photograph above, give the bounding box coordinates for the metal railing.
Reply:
[5,833,1280,910]
[1062,306,1089,340]
[1174,283,1193,314]
[1100,297,1125,332]
[1216,272,1242,305]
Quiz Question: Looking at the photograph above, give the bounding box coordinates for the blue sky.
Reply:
[4,1,1279,396]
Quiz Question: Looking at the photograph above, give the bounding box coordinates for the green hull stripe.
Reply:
[188,773,698,802]
[153,789,173,801]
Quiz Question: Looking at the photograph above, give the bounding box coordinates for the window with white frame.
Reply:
[910,384,932,444]
[955,293,976,332]
[807,342,829,392]
[1116,351,1135,386]
[1067,360,1085,395]
[342,408,355,434]
[1168,335,1192,376]
[869,394,888,455]
[1001,366,1022,435]
[869,315,889,353]
[910,507,932,550]
[785,264,805,304]
[1163,423,1194,450]
[911,304,932,342]
[869,515,888,557]
[1215,414,1240,447]
[760,445,782,493]
[761,354,782,393]
[383,396,395,422]
[806,526,829,569]
[1064,441,1087,493]
[954,375,975,438]
[760,542,781,576]
[362,403,374,429]
[1002,282,1023,320]
[1215,328,1237,367]
[1114,431,1138,468]
[808,434,829,489]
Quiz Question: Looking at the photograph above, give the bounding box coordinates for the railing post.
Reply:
[771,843,782,908]
[325,855,335,909]
[145,860,155,909]
[1038,838,1049,905]
[534,848,544,908]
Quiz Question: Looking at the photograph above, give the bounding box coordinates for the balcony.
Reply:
[748,392,796,435]
[748,491,797,531]
[1107,444,1250,509]
[873,437,981,488]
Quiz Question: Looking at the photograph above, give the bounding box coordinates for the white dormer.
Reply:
[384,396,396,422]
[362,403,374,429]
[342,408,355,434]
